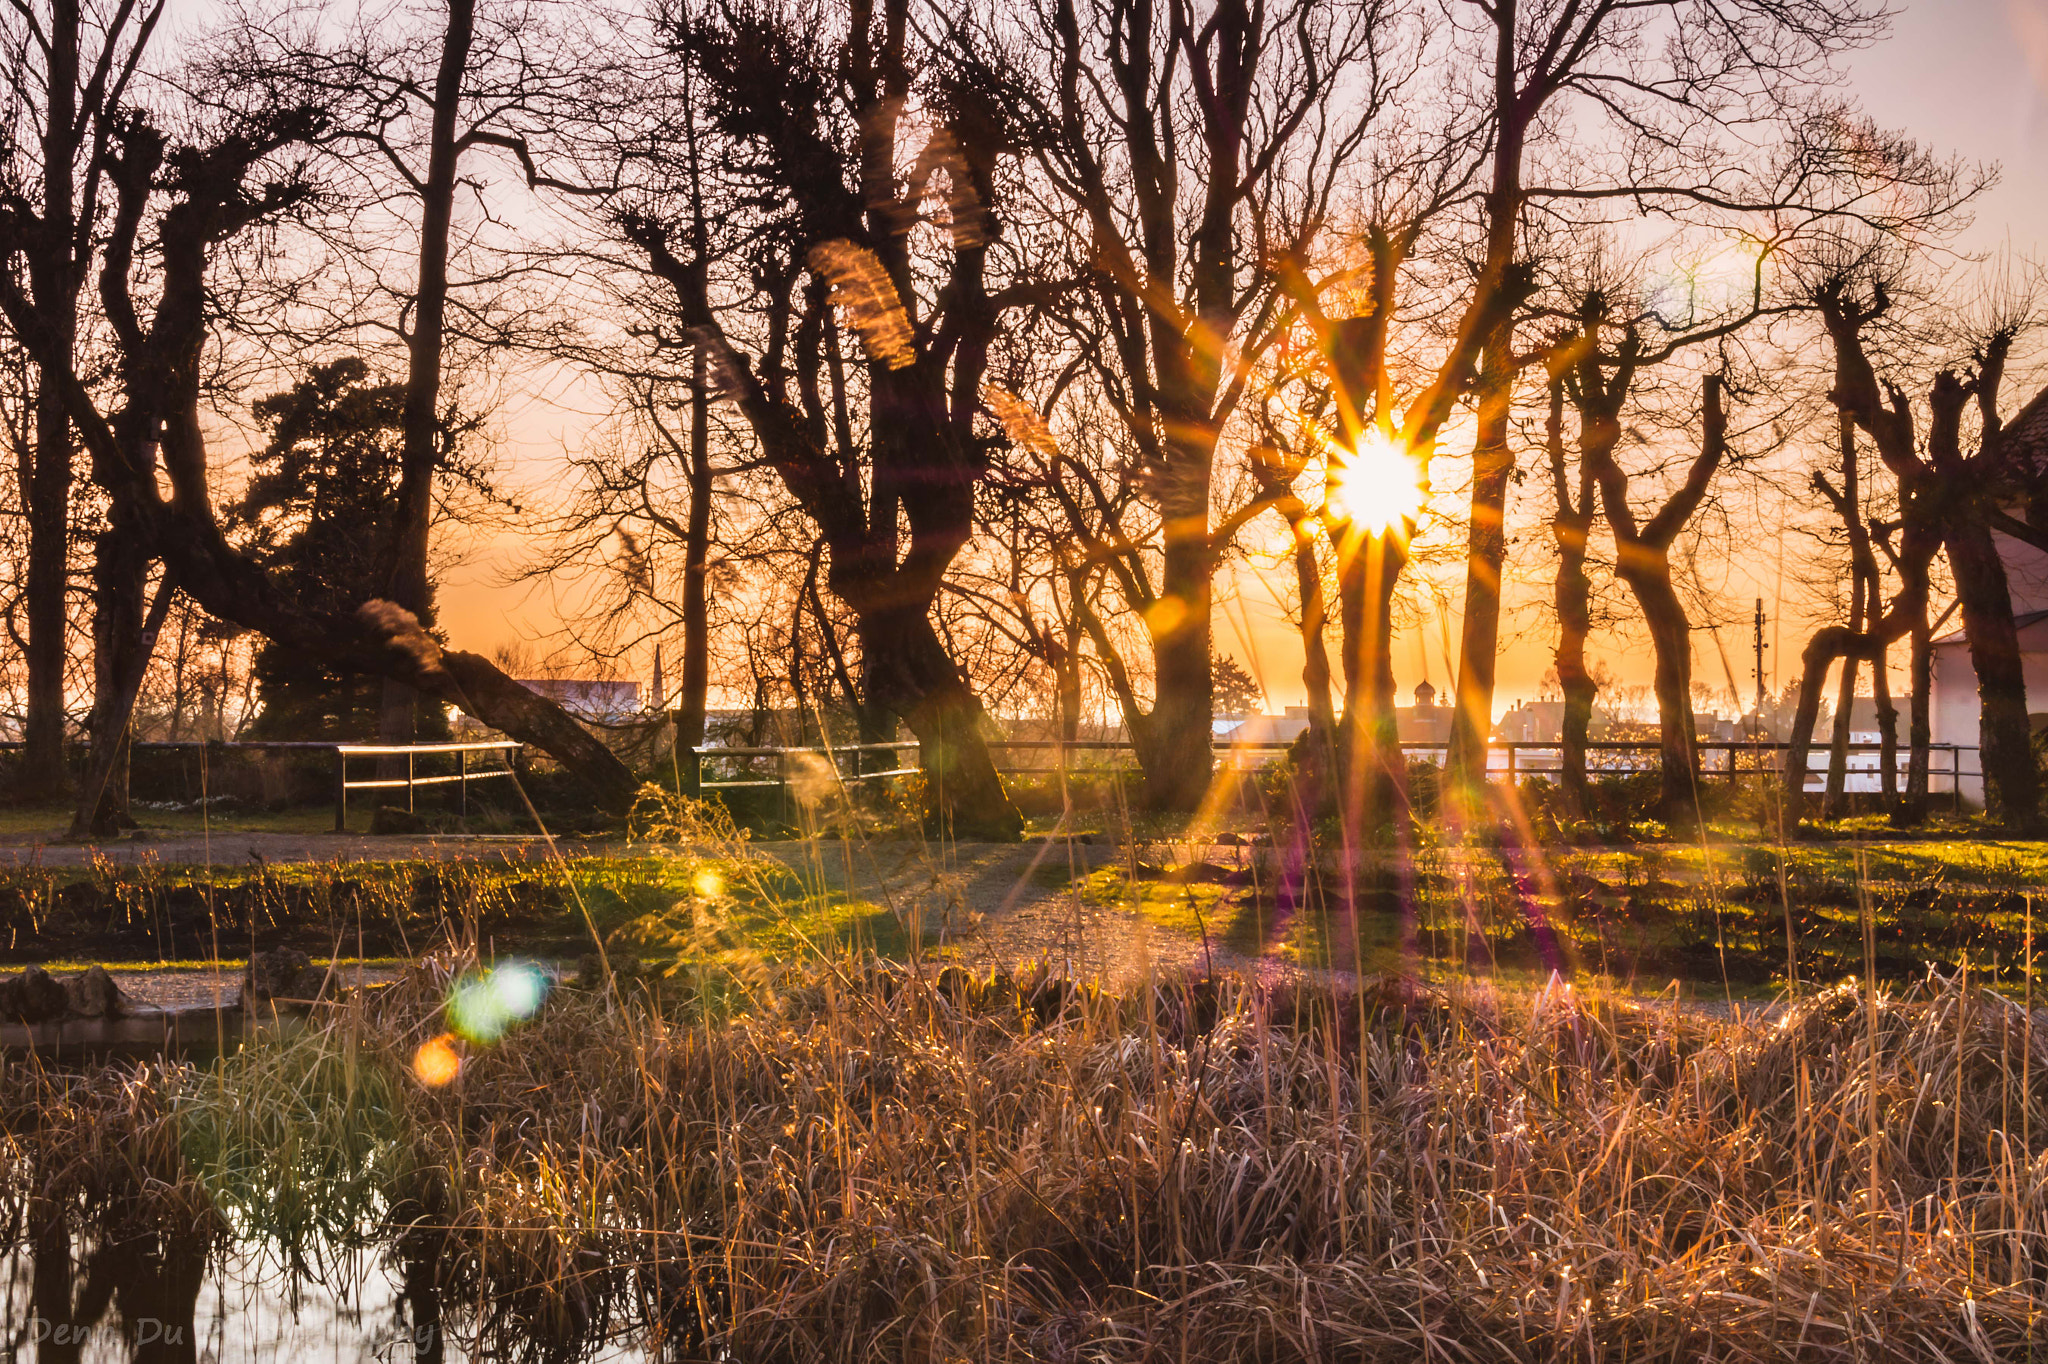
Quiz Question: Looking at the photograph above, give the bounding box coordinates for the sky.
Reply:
[429,0,2048,722]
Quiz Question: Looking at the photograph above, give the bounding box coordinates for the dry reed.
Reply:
[5,943,2048,1359]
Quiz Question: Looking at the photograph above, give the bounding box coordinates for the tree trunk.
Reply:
[1548,380,1596,819]
[21,382,72,798]
[18,0,83,800]
[1055,612,1082,746]
[1824,650,1857,814]
[1143,456,1215,811]
[863,603,1019,840]
[1335,527,1408,844]
[1782,625,1871,828]
[676,354,712,755]
[76,523,151,834]
[1623,565,1700,820]
[381,0,476,752]
[1445,328,1516,808]
[1292,516,1339,736]
[1946,516,2039,823]
[1905,607,1932,820]
[1874,635,1899,805]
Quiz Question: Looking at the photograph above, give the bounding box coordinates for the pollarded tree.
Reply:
[1435,0,1922,815]
[617,0,1039,839]
[1788,273,2047,827]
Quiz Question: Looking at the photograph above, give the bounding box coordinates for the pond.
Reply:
[0,1239,652,1363]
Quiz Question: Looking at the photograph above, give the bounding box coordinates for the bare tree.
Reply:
[1787,275,2039,827]
[0,98,642,815]
[0,0,163,798]
[1015,0,1389,811]
[616,0,1035,838]
[1436,0,1905,815]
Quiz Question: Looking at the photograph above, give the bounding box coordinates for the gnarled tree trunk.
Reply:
[1946,517,2037,822]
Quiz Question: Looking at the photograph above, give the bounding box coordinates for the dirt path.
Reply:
[0,829,615,869]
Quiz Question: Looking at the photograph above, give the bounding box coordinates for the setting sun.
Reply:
[1325,429,1424,531]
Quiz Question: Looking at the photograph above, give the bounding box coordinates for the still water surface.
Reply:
[1,1249,649,1362]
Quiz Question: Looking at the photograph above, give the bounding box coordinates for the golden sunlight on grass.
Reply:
[1325,427,1423,531]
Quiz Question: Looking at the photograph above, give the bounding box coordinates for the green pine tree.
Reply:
[233,359,463,739]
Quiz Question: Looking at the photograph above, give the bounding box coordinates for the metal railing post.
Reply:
[407,750,416,813]
[459,747,468,817]
[333,749,346,833]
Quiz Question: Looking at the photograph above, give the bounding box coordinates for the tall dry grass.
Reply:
[6,828,2048,1359]
[243,956,2048,1361]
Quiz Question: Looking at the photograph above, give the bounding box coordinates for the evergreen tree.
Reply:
[234,359,458,739]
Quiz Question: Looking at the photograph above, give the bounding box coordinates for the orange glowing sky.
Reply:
[428,0,2048,723]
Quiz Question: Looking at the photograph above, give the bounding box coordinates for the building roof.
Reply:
[1999,382,2048,477]
[1217,713,1313,745]
[1931,607,2048,648]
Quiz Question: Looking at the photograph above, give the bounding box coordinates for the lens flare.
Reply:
[446,960,552,1045]
[414,1032,462,1087]
[1326,429,1423,532]
[692,866,725,899]
[1143,595,1189,635]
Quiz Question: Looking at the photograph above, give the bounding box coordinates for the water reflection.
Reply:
[0,1236,651,1362]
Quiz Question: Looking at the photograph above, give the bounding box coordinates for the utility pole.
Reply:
[1752,598,1767,737]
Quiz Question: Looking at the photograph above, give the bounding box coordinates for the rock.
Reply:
[1214,832,1246,846]
[372,805,427,835]
[242,947,314,1007]
[1,967,71,1023]
[63,965,125,1019]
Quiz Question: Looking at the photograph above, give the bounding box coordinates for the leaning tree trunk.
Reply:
[1946,517,2039,824]
[76,519,152,834]
[1781,625,1865,829]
